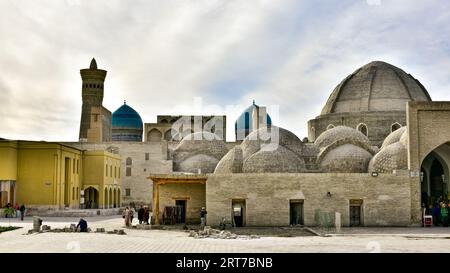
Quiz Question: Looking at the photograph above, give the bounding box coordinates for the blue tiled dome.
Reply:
[112,103,143,129]
[112,102,143,142]
[235,101,272,140]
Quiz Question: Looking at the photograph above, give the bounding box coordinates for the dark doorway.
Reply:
[350,200,363,227]
[232,200,246,227]
[64,158,71,207]
[289,200,304,225]
[175,200,186,224]
[430,159,445,201]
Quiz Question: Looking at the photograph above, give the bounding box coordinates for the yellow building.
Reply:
[0,140,121,210]
[82,150,122,209]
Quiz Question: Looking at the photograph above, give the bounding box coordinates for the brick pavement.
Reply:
[1,216,450,253]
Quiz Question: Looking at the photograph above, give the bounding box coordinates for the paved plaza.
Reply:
[1,216,450,253]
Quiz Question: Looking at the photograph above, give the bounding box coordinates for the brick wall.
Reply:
[206,173,416,227]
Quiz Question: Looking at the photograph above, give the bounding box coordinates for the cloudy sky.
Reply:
[1,0,450,142]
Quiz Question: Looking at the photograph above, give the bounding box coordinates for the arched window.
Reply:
[89,84,93,88]
[357,123,368,137]
[160,119,168,124]
[391,122,401,132]
[126,157,132,166]
[326,124,335,130]
[147,128,162,142]
[164,130,173,141]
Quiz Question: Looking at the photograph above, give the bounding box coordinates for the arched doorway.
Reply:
[118,188,121,207]
[113,188,117,208]
[109,188,113,208]
[420,143,450,206]
[85,187,99,209]
[104,188,109,209]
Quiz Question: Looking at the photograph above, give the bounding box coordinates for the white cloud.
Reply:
[0,0,449,141]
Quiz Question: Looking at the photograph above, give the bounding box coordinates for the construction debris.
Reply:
[188,226,260,240]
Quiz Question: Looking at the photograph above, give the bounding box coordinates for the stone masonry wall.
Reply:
[158,183,205,224]
[206,173,415,227]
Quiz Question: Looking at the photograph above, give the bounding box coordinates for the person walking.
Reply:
[15,203,20,218]
[200,207,207,230]
[441,202,449,227]
[144,206,150,225]
[130,207,135,226]
[433,203,441,226]
[137,205,144,224]
[19,204,26,221]
[123,207,131,227]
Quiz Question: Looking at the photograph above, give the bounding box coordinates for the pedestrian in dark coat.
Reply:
[19,204,26,221]
[137,205,144,224]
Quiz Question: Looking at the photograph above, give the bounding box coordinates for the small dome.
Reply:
[241,126,303,160]
[381,127,406,149]
[178,154,219,174]
[112,103,143,142]
[242,145,305,173]
[315,126,371,149]
[319,144,372,173]
[368,142,407,173]
[214,146,243,174]
[235,101,272,139]
[173,131,228,173]
[321,61,431,115]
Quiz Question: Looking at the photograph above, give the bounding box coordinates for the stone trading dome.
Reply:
[368,129,408,173]
[381,126,406,149]
[173,131,229,174]
[308,61,432,146]
[214,126,306,174]
[319,144,373,173]
[321,61,431,114]
[314,126,371,149]
[241,126,303,160]
[111,102,143,141]
[242,145,305,173]
[315,126,375,173]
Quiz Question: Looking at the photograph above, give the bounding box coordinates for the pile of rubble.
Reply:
[27,224,126,235]
[188,226,260,240]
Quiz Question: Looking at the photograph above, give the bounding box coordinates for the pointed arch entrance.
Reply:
[420,143,450,206]
[84,186,99,209]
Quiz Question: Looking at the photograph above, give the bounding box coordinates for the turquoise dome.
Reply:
[112,102,143,141]
[235,101,272,140]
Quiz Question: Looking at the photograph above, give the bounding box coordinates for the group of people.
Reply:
[122,206,135,227]
[423,198,450,227]
[4,203,26,221]
[137,205,151,225]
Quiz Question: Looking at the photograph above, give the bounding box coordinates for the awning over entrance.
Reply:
[148,174,207,225]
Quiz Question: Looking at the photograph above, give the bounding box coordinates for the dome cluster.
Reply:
[215,126,305,174]
[173,132,229,174]
[368,127,408,173]
[315,126,376,173]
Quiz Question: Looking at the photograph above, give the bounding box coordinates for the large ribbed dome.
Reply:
[112,102,143,141]
[321,61,431,115]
